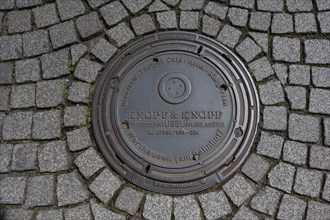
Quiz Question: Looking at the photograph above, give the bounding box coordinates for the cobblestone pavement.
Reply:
[0,0,329,219]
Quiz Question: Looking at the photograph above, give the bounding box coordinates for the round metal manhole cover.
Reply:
[92,31,259,194]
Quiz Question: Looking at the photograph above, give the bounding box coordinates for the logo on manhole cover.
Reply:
[92,31,259,194]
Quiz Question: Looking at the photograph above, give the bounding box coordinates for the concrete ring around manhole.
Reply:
[92,31,260,194]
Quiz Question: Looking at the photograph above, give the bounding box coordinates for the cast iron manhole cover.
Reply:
[92,31,259,194]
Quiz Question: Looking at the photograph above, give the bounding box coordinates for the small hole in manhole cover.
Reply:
[92,31,259,194]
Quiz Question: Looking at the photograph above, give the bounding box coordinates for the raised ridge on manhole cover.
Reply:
[92,31,259,194]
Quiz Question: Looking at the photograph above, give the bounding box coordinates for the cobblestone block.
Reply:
[41,49,69,79]
[15,59,40,83]
[249,57,274,81]
[86,0,111,8]
[122,0,152,13]
[74,58,103,83]
[91,199,125,220]
[268,162,296,193]
[289,114,320,143]
[202,15,221,37]
[76,12,103,39]
[0,0,14,9]
[36,210,63,220]
[49,21,78,49]
[100,1,128,26]
[257,131,284,159]
[131,14,156,35]
[57,0,85,21]
[236,37,262,62]
[33,3,59,28]
[157,11,177,29]
[32,110,61,140]
[325,118,330,146]
[295,13,317,33]
[263,106,287,131]
[68,81,90,104]
[12,143,38,171]
[0,62,13,84]
[7,10,31,34]
[242,153,270,182]
[0,144,13,172]
[323,174,330,202]
[287,0,313,11]
[285,86,306,110]
[143,194,173,220]
[318,12,330,33]
[250,186,282,216]
[25,175,55,208]
[11,84,36,108]
[305,39,330,64]
[0,35,22,61]
[217,25,241,49]
[75,147,105,179]
[306,201,330,220]
[3,112,32,140]
[0,86,10,111]
[64,204,92,220]
[1,209,34,220]
[277,194,307,220]
[230,0,254,9]
[257,0,284,11]
[310,145,330,171]
[273,37,300,62]
[249,32,269,53]
[148,0,170,12]
[64,106,86,127]
[162,0,180,6]
[71,44,87,64]
[249,12,271,31]
[283,140,307,165]
[273,63,287,85]
[38,141,69,172]
[199,191,231,219]
[23,30,50,57]
[232,206,259,220]
[223,174,255,206]
[115,187,144,215]
[312,67,330,88]
[294,168,323,197]
[227,7,248,27]
[0,176,27,204]
[57,171,89,206]
[316,0,330,10]
[258,80,285,105]
[179,0,204,10]
[91,38,117,63]
[173,195,201,220]
[271,13,293,33]
[36,79,65,108]
[67,127,92,151]
[204,2,228,20]
[289,65,310,85]
[106,22,135,47]
[309,88,330,114]
[90,169,122,203]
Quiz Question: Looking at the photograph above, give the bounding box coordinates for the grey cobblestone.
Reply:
[273,63,287,85]
[71,44,87,64]
[49,21,78,49]
[199,191,231,219]
[0,62,13,84]
[228,7,248,27]
[25,175,55,208]
[285,86,306,110]
[232,206,259,220]
[0,176,27,204]
[273,37,300,62]
[32,110,61,140]
[36,79,65,108]
[143,194,173,220]
[318,12,330,33]
[57,0,85,21]
[204,1,228,20]
[76,12,103,39]
[41,49,69,79]
[263,106,287,131]
[312,67,330,88]
[217,25,241,49]
[15,59,40,83]
[132,14,156,35]
[257,131,284,159]
[106,22,135,47]
[323,174,330,202]
[100,1,128,26]
[90,169,122,203]
[0,144,13,172]
[309,88,330,114]
[289,114,320,143]
[64,204,92,220]
[257,0,284,11]
[1,209,34,220]
[174,195,201,220]
[230,0,254,9]
[162,0,180,6]
[258,80,285,105]
[64,106,86,127]
[33,3,59,28]
[10,84,36,108]
[310,145,330,171]
[67,127,92,151]
[242,153,270,182]
[0,35,22,61]
[272,13,293,33]
[277,194,307,220]
[86,0,111,8]
[295,13,317,33]
[149,0,170,12]
[0,0,14,10]
[115,187,144,215]
[75,147,105,179]
[223,174,255,206]
[23,30,50,57]
[0,86,10,111]
[74,58,103,83]
[325,118,330,146]
[249,57,274,81]
[7,10,32,34]
[250,186,282,216]
[122,0,152,13]
[12,143,38,171]
[306,201,330,220]
[68,81,91,104]
[91,38,117,63]
[249,32,269,53]
[294,168,323,197]
[91,199,125,220]
[179,0,204,10]
[283,140,308,165]
[316,0,330,10]
[157,11,177,29]
[3,112,32,140]
[36,210,63,220]
[305,39,330,64]
[287,0,313,12]
[289,65,310,85]
[249,12,271,31]
[38,140,69,172]
[202,15,221,37]
[236,37,262,62]
[57,171,89,206]
[268,162,296,193]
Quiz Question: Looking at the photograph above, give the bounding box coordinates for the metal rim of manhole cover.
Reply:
[92,31,259,195]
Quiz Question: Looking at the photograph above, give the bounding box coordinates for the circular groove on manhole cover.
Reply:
[92,31,259,194]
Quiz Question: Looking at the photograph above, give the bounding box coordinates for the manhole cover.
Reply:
[92,31,259,194]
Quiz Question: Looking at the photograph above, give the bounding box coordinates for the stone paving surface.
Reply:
[0,0,329,219]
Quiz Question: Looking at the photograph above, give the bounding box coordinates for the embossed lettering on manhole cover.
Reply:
[92,31,259,194]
